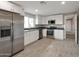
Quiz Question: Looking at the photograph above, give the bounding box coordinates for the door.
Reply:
[0,10,12,56]
[12,13,24,54]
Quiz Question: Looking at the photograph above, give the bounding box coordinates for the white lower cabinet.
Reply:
[54,30,64,40]
[24,31,29,45]
[43,29,47,37]
[24,30,39,46]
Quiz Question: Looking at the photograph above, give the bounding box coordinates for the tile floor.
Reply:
[14,37,79,57]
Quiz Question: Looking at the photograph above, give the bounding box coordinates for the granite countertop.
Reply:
[24,27,39,32]
[24,26,64,31]
[24,27,39,30]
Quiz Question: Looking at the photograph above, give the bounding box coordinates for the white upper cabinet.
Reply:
[0,2,24,15]
[55,15,63,24]
[38,15,64,25]
[0,2,12,11]
[47,15,63,24]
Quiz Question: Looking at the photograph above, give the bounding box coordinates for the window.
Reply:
[29,18,34,27]
[24,16,35,28]
[24,17,29,28]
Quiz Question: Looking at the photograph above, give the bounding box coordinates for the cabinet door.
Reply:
[29,31,33,43]
[43,29,47,37]
[47,15,63,24]
[24,31,29,46]
[33,30,39,41]
[54,30,64,40]
[29,30,38,43]
[55,15,63,24]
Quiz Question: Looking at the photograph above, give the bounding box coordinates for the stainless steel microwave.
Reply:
[48,20,55,24]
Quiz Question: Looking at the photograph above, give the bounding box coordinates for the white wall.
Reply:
[74,14,77,43]
[72,15,76,33]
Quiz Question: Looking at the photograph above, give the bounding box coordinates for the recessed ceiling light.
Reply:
[61,1,66,5]
[35,9,38,12]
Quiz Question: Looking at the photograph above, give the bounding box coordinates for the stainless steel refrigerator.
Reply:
[12,13,24,55]
[0,10,24,57]
[77,12,79,44]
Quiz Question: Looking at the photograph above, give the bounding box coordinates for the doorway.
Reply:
[66,18,75,40]
[65,14,76,41]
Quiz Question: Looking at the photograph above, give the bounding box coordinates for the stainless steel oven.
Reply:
[47,29,54,38]
[47,29,54,35]
[47,26,57,38]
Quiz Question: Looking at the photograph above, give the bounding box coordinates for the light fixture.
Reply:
[35,9,38,12]
[61,1,66,5]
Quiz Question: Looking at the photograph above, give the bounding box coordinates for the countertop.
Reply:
[24,26,64,31]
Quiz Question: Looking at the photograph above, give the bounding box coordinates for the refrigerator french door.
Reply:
[0,10,12,56]
[12,13,24,54]
[0,10,24,57]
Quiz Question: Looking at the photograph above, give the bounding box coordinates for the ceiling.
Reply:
[12,1,79,16]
